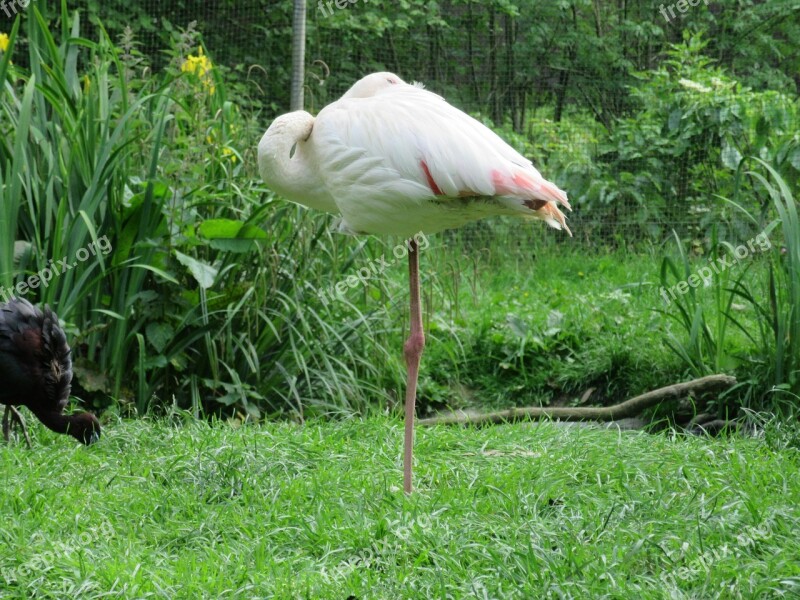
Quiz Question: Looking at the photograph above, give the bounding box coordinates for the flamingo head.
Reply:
[258,110,316,181]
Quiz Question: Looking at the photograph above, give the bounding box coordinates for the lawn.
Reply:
[346,233,767,417]
[1,417,798,599]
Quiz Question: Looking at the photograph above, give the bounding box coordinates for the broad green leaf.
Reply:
[175,250,218,289]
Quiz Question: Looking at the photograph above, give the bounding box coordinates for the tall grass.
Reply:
[728,160,800,412]
[0,4,402,418]
[660,156,800,413]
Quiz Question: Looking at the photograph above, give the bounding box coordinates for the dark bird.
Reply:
[0,297,101,446]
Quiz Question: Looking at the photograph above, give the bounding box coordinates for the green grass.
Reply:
[352,234,767,415]
[2,417,799,598]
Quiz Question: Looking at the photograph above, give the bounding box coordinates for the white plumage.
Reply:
[258,72,572,494]
[259,72,571,237]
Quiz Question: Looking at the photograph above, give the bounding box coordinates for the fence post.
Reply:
[290,0,306,111]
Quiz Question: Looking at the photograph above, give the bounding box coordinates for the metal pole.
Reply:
[290,0,306,111]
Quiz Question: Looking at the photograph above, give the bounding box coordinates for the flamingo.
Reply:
[0,298,101,446]
[258,72,571,493]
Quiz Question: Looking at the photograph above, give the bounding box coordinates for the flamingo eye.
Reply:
[387,78,397,84]
[289,142,297,158]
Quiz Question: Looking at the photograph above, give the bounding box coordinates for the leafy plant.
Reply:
[660,158,799,413]
[572,34,799,242]
[0,5,403,418]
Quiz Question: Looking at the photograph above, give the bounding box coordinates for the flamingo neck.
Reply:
[257,111,336,213]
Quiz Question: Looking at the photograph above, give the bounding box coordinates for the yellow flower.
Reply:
[222,146,238,163]
[0,33,10,53]
[181,46,215,95]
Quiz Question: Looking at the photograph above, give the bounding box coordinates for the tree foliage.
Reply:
[61,0,799,124]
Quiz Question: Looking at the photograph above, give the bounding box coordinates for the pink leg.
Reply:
[403,239,425,494]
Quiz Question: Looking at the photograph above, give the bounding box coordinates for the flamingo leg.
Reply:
[403,239,425,494]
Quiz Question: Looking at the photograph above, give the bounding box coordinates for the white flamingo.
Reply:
[258,72,571,493]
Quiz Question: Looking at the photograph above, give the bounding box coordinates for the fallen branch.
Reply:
[418,374,737,427]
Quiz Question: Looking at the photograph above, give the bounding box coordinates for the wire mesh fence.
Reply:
[52,0,799,253]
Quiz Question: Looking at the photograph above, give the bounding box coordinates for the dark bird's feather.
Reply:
[0,298,100,445]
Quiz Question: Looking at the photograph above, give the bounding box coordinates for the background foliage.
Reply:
[1,0,798,422]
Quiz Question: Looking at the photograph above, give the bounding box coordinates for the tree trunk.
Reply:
[505,15,522,132]
[488,7,502,124]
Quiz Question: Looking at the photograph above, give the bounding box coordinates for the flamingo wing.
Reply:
[311,83,571,236]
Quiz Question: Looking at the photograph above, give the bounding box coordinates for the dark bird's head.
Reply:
[68,412,102,445]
